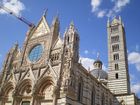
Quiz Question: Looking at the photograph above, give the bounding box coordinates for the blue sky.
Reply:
[0,0,140,98]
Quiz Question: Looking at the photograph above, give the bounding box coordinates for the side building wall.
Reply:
[65,64,114,105]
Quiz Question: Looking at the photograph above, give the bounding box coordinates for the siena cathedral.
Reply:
[0,13,139,105]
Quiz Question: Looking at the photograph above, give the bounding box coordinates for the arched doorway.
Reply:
[0,82,14,105]
[33,76,55,105]
[13,79,32,105]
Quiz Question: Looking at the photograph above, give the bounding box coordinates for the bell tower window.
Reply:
[111,26,118,33]
[111,36,119,43]
[113,54,119,60]
[115,64,119,70]
[112,44,119,52]
[115,73,119,79]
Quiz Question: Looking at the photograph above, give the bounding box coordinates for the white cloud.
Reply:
[80,57,107,71]
[91,0,102,12]
[107,0,130,17]
[91,0,130,18]
[114,0,130,12]
[131,83,140,95]
[84,50,89,54]
[106,9,115,18]
[0,54,2,57]
[0,0,25,15]
[80,57,95,70]
[97,10,106,18]
[128,52,140,64]
[128,52,140,71]
[130,73,140,96]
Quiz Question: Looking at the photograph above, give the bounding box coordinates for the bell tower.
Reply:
[107,17,130,95]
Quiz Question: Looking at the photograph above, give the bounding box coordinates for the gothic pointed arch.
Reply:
[2,82,14,96]
[33,76,55,105]
[30,15,50,40]
[0,81,14,105]
[12,79,32,105]
[34,76,54,95]
[15,79,32,96]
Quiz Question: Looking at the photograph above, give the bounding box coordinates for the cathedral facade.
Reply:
[0,13,139,105]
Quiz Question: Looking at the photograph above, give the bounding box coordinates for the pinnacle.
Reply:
[70,21,74,26]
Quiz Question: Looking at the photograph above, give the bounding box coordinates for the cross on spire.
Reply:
[43,8,48,17]
[97,52,100,60]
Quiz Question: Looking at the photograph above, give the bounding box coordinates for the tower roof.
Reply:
[107,16,123,27]
[111,17,119,24]
[110,16,123,26]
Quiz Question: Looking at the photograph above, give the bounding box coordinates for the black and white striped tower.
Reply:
[107,16,130,95]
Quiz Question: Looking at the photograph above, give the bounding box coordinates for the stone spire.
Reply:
[63,21,79,62]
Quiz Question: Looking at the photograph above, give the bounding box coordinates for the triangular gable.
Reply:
[31,16,50,39]
[7,71,16,83]
[15,73,20,81]
[47,60,58,80]
[20,67,35,81]
[111,18,119,25]
[38,62,58,81]
[52,37,63,49]
[32,70,39,80]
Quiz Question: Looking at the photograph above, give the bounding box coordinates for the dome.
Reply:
[91,53,108,80]
[93,59,102,65]
[90,69,108,80]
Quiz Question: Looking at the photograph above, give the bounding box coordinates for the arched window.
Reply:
[109,99,112,105]
[111,26,118,33]
[116,73,119,79]
[78,78,83,102]
[67,36,70,43]
[101,93,104,105]
[2,82,14,105]
[112,44,119,52]
[113,53,119,60]
[50,53,60,62]
[115,63,119,70]
[65,49,68,55]
[91,87,95,105]
[111,35,119,43]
